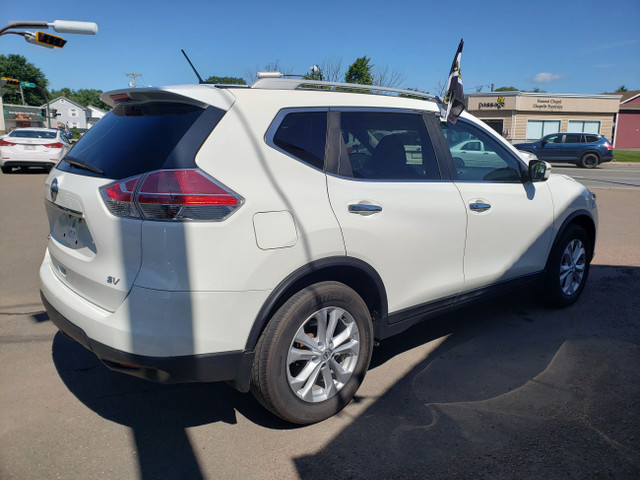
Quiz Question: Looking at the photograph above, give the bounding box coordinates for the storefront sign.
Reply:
[532,98,563,110]
[478,97,505,110]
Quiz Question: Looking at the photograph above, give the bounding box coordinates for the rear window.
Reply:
[10,130,56,139]
[56,102,224,179]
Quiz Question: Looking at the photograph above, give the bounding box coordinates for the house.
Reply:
[607,90,640,149]
[41,95,107,133]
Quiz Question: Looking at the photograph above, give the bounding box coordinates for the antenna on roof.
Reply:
[181,49,204,84]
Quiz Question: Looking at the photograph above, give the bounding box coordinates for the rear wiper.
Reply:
[63,157,105,175]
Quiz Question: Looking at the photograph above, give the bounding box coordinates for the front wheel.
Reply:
[542,225,592,307]
[579,153,599,169]
[250,281,374,424]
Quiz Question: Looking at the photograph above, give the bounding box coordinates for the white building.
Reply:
[41,96,107,132]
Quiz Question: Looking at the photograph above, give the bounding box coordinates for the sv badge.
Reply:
[107,276,121,286]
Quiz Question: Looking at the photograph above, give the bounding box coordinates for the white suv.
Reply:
[40,75,597,424]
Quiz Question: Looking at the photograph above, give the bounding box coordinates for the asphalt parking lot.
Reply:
[1,165,639,479]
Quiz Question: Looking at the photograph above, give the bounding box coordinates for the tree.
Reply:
[373,65,405,89]
[49,88,110,111]
[205,75,246,85]
[615,85,628,92]
[345,56,373,85]
[0,54,48,105]
[494,86,519,92]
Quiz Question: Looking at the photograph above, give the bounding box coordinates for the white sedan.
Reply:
[0,128,72,174]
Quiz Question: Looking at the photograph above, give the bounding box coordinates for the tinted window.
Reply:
[339,111,440,180]
[585,135,599,143]
[10,130,56,139]
[57,102,220,179]
[565,134,581,143]
[273,112,327,169]
[441,120,523,183]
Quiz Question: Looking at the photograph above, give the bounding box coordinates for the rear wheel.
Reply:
[579,153,598,169]
[250,281,374,424]
[1,166,12,174]
[542,225,591,307]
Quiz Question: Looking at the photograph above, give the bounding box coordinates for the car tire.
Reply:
[1,166,12,174]
[579,153,599,169]
[250,281,374,425]
[542,225,592,308]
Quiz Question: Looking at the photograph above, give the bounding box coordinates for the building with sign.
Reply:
[1,104,47,132]
[465,92,621,144]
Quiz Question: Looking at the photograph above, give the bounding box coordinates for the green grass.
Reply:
[614,150,640,162]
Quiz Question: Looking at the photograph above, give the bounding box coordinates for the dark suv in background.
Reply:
[515,133,613,168]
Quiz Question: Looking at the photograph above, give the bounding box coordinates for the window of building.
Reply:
[70,109,77,118]
[272,111,327,170]
[526,120,561,141]
[338,111,440,180]
[568,120,600,134]
[441,120,522,183]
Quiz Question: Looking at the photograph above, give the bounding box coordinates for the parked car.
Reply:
[514,133,613,168]
[0,127,72,173]
[40,75,597,424]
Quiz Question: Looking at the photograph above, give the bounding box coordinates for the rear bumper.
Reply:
[1,160,57,168]
[42,292,254,389]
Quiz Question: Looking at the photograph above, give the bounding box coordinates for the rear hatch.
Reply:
[43,87,233,311]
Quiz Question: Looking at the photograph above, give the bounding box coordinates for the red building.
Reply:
[610,90,640,149]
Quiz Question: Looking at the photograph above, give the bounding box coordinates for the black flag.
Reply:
[440,39,464,124]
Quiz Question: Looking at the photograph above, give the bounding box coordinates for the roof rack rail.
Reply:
[251,74,436,101]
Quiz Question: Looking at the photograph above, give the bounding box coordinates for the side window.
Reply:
[272,112,327,170]
[440,120,523,183]
[339,111,440,180]
[565,134,581,143]
[546,135,561,144]
[585,135,599,143]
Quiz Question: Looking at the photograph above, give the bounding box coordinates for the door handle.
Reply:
[348,204,382,215]
[469,202,491,212]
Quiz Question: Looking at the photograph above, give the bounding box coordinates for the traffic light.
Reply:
[41,108,47,117]
[52,109,59,117]
[34,31,67,48]
[1,77,20,87]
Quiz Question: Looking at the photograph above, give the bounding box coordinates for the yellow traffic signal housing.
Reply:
[34,31,67,48]
[2,77,20,87]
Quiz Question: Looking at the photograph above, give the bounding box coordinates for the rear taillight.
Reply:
[604,142,613,150]
[100,169,242,221]
[43,142,64,148]
[0,139,16,146]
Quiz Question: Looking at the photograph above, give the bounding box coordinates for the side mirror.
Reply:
[529,160,551,182]
[540,141,547,147]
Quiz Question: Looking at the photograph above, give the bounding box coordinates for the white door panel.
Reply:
[455,181,554,291]
[327,177,467,313]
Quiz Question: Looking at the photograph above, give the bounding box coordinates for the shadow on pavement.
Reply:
[51,265,640,479]
[51,333,294,479]
[296,265,640,479]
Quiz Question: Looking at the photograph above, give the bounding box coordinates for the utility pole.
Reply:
[125,73,143,88]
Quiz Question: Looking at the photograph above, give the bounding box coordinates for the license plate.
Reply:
[24,145,36,150]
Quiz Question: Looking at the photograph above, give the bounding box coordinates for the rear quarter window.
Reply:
[271,111,327,170]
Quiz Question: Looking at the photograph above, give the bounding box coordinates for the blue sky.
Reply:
[2,0,639,96]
